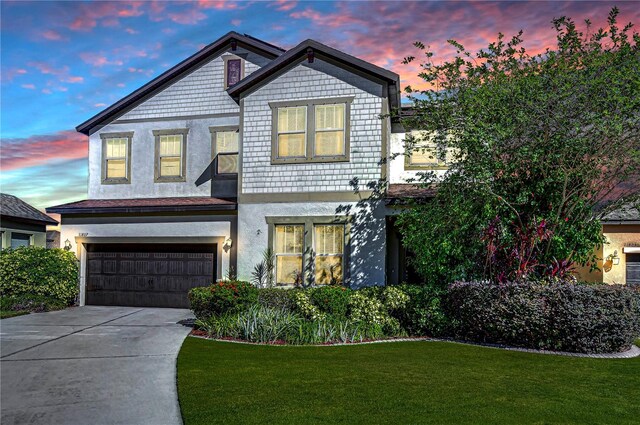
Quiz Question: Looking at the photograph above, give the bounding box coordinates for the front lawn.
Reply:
[178,337,640,425]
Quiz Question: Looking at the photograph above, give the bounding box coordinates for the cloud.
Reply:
[94,103,107,107]
[125,28,139,34]
[65,1,144,31]
[271,0,297,12]
[28,61,84,83]
[0,158,88,211]
[21,84,36,89]
[1,68,28,82]
[41,30,66,41]
[79,52,124,67]
[195,1,240,10]
[0,130,88,172]
[231,19,242,27]
[168,8,207,25]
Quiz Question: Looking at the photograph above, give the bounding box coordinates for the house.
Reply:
[47,32,412,308]
[1,193,58,249]
[47,32,638,309]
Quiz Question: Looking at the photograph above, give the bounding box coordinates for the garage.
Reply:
[86,243,217,308]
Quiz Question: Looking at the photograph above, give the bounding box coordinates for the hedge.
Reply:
[447,280,640,354]
[0,247,78,306]
[188,281,258,319]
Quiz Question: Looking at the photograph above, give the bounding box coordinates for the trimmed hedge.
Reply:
[447,281,640,354]
[0,247,78,306]
[188,281,258,319]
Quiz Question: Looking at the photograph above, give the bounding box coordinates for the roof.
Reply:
[76,32,284,135]
[385,184,436,206]
[227,39,401,110]
[1,193,58,225]
[47,197,237,214]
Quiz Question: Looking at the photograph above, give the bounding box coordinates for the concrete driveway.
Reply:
[0,306,193,425]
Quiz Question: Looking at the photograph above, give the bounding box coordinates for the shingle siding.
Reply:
[242,60,384,194]
[120,49,261,120]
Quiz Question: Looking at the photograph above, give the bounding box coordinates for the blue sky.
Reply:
[1,0,637,211]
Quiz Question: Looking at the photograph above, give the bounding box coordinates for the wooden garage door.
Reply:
[86,243,216,308]
[627,253,640,286]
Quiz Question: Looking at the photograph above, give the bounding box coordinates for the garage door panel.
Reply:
[86,243,216,308]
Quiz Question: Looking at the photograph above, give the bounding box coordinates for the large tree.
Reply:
[397,8,639,286]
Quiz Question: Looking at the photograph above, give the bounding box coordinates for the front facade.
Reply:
[48,32,411,308]
[48,32,638,308]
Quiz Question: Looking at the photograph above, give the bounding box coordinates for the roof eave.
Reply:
[46,204,237,215]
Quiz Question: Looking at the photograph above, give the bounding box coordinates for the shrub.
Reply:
[396,285,450,337]
[0,247,78,305]
[309,286,350,319]
[188,281,258,320]
[447,281,640,354]
[290,289,326,320]
[196,304,387,345]
[1,294,68,313]
[257,288,295,310]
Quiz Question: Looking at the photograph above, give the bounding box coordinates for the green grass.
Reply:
[0,310,29,319]
[178,337,640,425]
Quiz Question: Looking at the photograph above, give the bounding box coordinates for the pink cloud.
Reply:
[28,62,84,84]
[42,88,53,94]
[272,0,297,12]
[21,84,36,90]
[65,1,144,31]
[1,68,27,83]
[0,131,88,171]
[125,28,139,34]
[195,1,239,10]
[94,103,107,107]
[168,8,207,25]
[79,52,124,67]
[42,30,66,41]
[231,19,242,27]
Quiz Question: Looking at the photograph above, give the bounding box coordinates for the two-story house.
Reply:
[46,32,446,307]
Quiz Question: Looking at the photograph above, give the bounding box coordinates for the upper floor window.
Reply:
[210,126,239,174]
[405,131,450,170]
[223,55,244,89]
[270,97,353,164]
[100,132,133,184]
[153,129,188,182]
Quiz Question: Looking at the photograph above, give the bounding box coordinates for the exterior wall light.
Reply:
[64,239,72,251]
[606,250,620,266]
[223,237,233,250]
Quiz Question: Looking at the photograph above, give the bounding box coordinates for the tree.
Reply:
[396,8,639,286]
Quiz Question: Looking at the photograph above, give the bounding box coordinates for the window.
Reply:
[314,104,345,157]
[268,217,349,286]
[153,129,188,182]
[405,131,452,170]
[100,132,132,184]
[276,106,307,158]
[224,56,244,88]
[314,225,345,285]
[275,225,304,285]
[210,126,239,174]
[270,97,352,164]
[11,232,31,249]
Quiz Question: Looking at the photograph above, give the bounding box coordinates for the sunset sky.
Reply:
[1,0,638,211]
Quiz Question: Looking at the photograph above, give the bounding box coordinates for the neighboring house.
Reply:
[1,193,58,249]
[46,31,638,309]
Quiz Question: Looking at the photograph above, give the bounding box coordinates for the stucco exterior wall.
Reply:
[237,200,386,288]
[88,115,238,199]
[389,132,448,184]
[119,48,263,120]
[241,59,384,194]
[573,224,640,284]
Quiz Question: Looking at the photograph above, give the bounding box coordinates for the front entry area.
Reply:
[86,243,216,308]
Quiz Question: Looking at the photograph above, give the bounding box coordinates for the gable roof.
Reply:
[76,32,284,135]
[227,39,401,110]
[1,193,58,225]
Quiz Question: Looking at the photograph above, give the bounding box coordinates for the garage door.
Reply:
[86,243,216,308]
[627,253,640,286]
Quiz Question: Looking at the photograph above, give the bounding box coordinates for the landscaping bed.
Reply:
[177,337,640,425]
[189,281,640,354]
